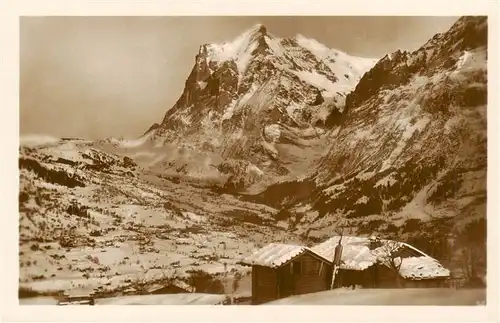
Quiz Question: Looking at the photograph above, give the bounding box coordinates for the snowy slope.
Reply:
[294,34,377,97]
[265,288,485,305]
[314,16,487,227]
[95,293,227,305]
[18,138,299,296]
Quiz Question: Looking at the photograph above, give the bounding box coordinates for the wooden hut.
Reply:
[311,236,451,289]
[240,243,333,305]
[145,281,194,295]
[57,289,96,306]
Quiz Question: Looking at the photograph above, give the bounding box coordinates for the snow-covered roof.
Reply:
[63,288,96,297]
[145,280,194,293]
[240,243,331,268]
[398,256,450,280]
[241,238,449,278]
[311,236,450,279]
[311,236,377,270]
[173,280,195,292]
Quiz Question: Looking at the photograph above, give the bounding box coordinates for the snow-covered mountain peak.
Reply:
[136,25,378,188]
[199,23,274,74]
[294,33,378,68]
[159,25,378,127]
[197,25,378,85]
[294,33,342,58]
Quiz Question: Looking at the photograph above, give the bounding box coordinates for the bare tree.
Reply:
[373,239,404,287]
[232,272,242,295]
[454,218,486,287]
[130,275,147,294]
[159,268,176,286]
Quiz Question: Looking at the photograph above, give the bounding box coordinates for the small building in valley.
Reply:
[240,243,334,305]
[58,289,96,306]
[144,280,195,295]
[118,280,194,297]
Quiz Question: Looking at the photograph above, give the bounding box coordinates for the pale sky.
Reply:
[20,16,458,140]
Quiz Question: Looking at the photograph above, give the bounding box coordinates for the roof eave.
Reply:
[404,275,450,281]
[239,248,333,269]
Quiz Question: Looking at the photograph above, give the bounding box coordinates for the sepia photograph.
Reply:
[4,2,496,320]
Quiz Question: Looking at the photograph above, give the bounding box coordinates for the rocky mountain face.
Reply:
[130,24,376,190]
[309,16,486,228]
[254,16,487,274]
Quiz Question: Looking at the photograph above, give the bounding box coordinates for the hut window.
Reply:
[292,260,302,275]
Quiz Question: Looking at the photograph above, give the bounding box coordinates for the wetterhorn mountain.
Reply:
[116,24,376,190]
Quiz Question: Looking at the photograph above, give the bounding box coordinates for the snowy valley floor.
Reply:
[265,288,486,306]
[19,139,298,297]
[19,288,486,306]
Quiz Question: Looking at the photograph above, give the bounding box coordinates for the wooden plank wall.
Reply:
[372,264,401,288]
[404,278,446,288]
[293,254,330,295]
[337,265,447,289]
[252,265,278,304]
[251,257,448,305]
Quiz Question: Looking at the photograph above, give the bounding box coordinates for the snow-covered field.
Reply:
[19,288,486,306]
[18,139,297,297]
[19,293,228,305]
[265,288,486,305]
[96,293,228,305]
